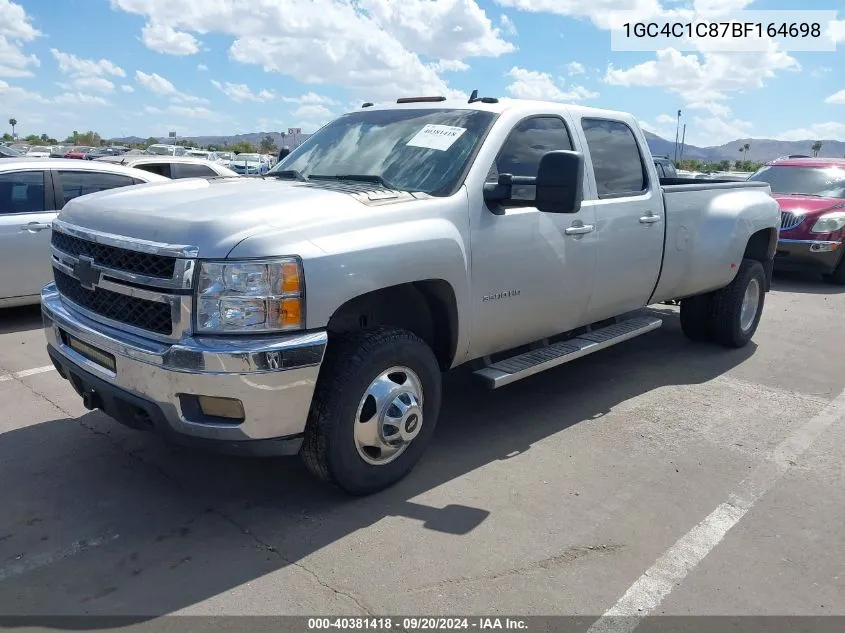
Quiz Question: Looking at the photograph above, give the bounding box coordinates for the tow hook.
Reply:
[82,391,102,411]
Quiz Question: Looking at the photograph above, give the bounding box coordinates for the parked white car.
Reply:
[0,158,170,308]
[94,155,240,179]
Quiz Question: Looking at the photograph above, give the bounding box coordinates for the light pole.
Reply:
[673,109,682,163]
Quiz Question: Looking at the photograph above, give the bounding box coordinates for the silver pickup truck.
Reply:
[41,96,779,495]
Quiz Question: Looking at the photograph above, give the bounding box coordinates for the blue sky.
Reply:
[1,0,843,147]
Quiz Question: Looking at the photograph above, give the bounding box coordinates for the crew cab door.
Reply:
[574,117,665,322]
[468,115,598,357]
[0,169,57,302]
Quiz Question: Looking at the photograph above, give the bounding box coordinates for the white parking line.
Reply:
[0,365,55,383]
[0,534,118,583]
[588,388,845,633]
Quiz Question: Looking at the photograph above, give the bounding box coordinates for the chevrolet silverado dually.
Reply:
[41,95,780,495]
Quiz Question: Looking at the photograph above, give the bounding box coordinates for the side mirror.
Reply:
[535,150,584,214]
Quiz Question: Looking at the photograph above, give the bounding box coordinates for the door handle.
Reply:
[565,224,594,235]
[639,215,661,224]
[21,222,52,232]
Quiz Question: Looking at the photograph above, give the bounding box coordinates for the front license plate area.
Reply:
[60,330,117,373]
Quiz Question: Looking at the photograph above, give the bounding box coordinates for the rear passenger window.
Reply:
[0,171,46,214]
[136,163,171,178]
[582,119,648,198]
[175,163,218,179]
[488,116,573,202]
[57,171,137,205]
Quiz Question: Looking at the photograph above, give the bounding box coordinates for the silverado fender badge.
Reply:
[482,289,521,303]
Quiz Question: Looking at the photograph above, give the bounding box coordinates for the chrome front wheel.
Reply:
[354,366,424,466]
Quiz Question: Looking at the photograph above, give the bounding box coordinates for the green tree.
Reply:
[259,134,277,154]
[24,134,41,144]
[2,133,12,141]
[8,117,17,137]
[231,141,257,154]
[811,140,822,157]
[74,130,101,146]
[40,133,49,142]
[145,137,159,146]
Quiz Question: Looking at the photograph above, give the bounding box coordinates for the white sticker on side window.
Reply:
[406,124,467,151]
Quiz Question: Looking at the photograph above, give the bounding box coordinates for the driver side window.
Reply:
[487,116,574,203]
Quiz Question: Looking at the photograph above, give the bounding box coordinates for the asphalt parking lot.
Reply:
[0,271,843,623]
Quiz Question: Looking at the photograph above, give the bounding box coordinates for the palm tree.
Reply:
[811,141,822,157]
[8,118,17,138]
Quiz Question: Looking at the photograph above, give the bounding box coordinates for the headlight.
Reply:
[196,258,304,333]
[810,211,845,233]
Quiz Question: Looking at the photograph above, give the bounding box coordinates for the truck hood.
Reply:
[56,177,417,258]
[773,194,845,216]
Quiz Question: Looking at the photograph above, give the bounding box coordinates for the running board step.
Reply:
[474,316,663,389]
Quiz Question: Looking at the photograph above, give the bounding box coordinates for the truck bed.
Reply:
[648,179,777,304]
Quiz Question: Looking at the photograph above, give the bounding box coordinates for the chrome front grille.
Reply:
[49,220,198,342]
[780,211,804,231]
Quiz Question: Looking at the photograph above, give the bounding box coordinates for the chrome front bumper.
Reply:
[41,283,327,456]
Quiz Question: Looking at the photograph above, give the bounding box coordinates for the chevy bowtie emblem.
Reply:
[73,256,101,291]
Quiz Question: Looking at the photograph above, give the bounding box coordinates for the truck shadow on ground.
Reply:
[770,270,845,295]
[0,308,760,623]
[0,304,42,335]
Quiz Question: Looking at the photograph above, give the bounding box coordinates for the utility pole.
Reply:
[679,124,686,162]
[673,109,682,163]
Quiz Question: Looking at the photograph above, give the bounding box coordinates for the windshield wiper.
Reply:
[266,169,308,182]
[309,174,398,189]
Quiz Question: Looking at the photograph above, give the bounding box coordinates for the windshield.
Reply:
[749,165,845,198]
[268,108,498,196]
[235,153,260,161]
[186,150,208,157]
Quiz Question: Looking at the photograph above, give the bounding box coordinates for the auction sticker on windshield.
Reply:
[406,124,467,151]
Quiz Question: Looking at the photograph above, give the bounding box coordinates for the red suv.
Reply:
[748,158,845,285]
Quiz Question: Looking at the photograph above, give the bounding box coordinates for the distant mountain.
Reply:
[110,131,312,150]
[644,131,844,163]
[111,130,844,163]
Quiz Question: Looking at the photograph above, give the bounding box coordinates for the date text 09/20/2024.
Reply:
[307,617,528,630]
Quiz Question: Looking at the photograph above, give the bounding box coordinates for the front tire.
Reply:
[822,255,845,286]
[300,326,442,496]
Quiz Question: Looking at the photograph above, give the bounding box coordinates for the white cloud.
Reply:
[500,14,517,35]
[774,122,845,142]
[109,0,511,101]
[811,67,832,78]
[141,23,200,55]
[168,105,218,119]
[197,63,208,71]
[171,93,210,105]
[686,100,731,117]
[50,49,125,77]
[829,19,845,43]
[688,115,752,145]
[53,92,111,106]
[142,103,222,120]
[565,61,585,76]
[290,92,338,105]
[0,78,46,103]
[428,59,471,73]
[605,45,798,109]
[293,104,333,120]
[0,0,41,41]
[356,0,516,58]
[135,70,177,94]
[505,66,598,101]
[493,0,669,30]
[72,76,115,93]
[211,80,277,102]
[655,113,676,124]
[0,35,39,77]
[824,89,845,105]
[121,84,135,92]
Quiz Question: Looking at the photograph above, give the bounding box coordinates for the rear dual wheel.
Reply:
[680,258,766,348]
